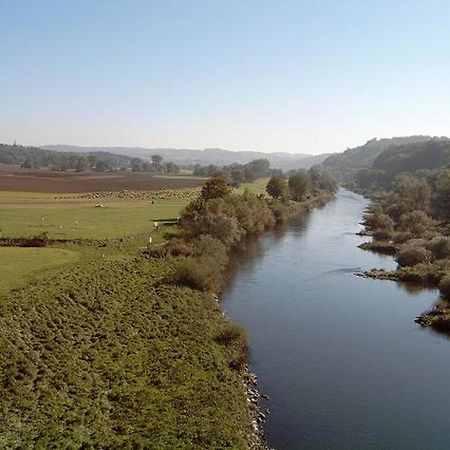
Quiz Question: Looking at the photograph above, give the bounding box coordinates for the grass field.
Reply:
[0,247,80,293]
[0,177,273,447]
[0,197,189,240]
[0,178,266,240]
[0,249,252,448]
[0,187,194,292]
[0,178,267,290]
[236,177,269,195]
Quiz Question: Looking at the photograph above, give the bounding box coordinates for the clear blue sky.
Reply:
[1,0,449,154]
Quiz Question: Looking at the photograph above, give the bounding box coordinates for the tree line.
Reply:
[266,165,338,201]
[193,158,338,198]
[147,169,337,294]
[0,143,180,174]
[193,158,272,184]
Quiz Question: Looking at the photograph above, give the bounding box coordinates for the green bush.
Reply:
[386,202,409,222]
[175,235,231,292]
[216,324,250,371]
[146,238,192,258]
[192,235,228,262]
[363,212,394,232]
[181,197,244,246]
[266,175,288,199]
[181,189,277,245]
[268,199,295,224]
[175,256,224,292]
[396,245,433,267]
[425,236,450,260]
[201,176,232,200]
[215,323,247,347]
[438,275,450,299]
[372,228,393,241]
[392,231,413,244]
[226,192,275,233]
[398,210,434,237]
[288,171,310,202]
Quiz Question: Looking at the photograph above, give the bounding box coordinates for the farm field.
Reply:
[0,165,204,193]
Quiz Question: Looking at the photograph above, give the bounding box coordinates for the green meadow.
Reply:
[0,247,80,293]
[0,198,188,240]
[236,177,270,195]
[0,189,194,292]
[0,181,262,448]
[0,244,252,449]
[0,180,266,293]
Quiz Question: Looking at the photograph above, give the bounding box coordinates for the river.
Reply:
[221,189,450,449]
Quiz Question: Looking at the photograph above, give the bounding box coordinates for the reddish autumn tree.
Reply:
[201,176,232,201]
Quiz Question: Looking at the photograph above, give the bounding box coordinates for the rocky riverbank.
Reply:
[211,292,271,449]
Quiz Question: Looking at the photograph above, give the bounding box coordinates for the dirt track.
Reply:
[0,166,204,193]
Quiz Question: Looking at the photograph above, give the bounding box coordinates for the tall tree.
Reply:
[244,159,270,181]
[76,157,88,172]
[151,155,163,171]
[201,176,232,201]
[230,167,246,186]
[131,158,143,172]
[394,173,431,212]
[288,171,310,202]
[165,162,180,174]
[94,159,112,172]
[266,175,287,199]
[433,169,450,219]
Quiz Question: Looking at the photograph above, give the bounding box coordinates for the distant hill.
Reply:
[0,144,139,171]
[372,139,450,175]
[321,136,450,189]
[41,145,330,170]
[322,136,443,182]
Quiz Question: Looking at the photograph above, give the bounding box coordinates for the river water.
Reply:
[221,189,450,449]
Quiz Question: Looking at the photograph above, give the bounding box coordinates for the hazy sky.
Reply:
[1,0,449,154]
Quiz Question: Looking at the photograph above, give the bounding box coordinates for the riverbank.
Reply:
[0,178,335,448]
[355,190,450,335]
[146,187,336,448]
[220,188,450,449]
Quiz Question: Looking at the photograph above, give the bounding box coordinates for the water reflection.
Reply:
[396,280,436,295]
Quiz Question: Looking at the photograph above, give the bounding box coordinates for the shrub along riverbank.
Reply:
[148,176,335,294]
[355,172,450,333]
[0,175,336,448]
